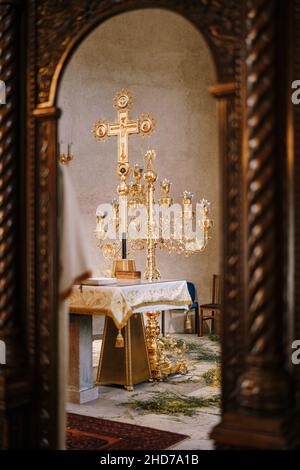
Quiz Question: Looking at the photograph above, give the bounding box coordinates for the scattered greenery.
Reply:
[202,366,221,387]
[181,341,199,352]
[162,373,201,385]
[119,336,221,418]
[208,333,220,342]
[165,336,220,362]
[189,344,220,362]
[195,350,219,362]
[122,392,220,417]
[172,337,186,349]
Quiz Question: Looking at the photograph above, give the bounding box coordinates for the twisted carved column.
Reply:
[0,0,29,449]
[0,2,24,374]
[293,0,300,410]
[239,0,290,412]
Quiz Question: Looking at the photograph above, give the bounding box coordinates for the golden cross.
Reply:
[109,108,138,164]
[92,89,155,179]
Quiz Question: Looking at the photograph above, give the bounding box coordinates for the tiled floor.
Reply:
[67,334,221,450]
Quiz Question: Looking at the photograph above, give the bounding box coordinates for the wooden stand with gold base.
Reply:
[96,314,152,390]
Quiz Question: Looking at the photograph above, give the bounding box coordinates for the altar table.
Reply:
[68,279,191,403]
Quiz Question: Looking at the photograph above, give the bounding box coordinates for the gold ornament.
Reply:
[113,89,133,110]
[159,178,173,207]
[59,142,74,165]
[143,149,160,281]
[139,113,156,136]
[145,312,189,379]
[184,312,193,333]
[92,119,108,141]
[115,329,125,348]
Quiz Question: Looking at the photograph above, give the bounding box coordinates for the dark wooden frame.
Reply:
[0,0,300,448]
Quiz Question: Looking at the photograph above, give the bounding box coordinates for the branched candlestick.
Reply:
[59,142,74,165]
[95,149,212,278]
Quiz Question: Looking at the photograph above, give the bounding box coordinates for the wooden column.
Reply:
[33,106,60,448]
[239,0,290,413]
[212,0,298,449]
[0,0,31,449]
[208,82,243,414]
[291,0,300,413]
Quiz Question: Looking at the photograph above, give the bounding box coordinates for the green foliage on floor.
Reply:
[208,333,219,342]
[186,342,220,362]
[170,335,221,362]
[169,337,185,349]
[202,366,221,387]
[123,392,220,417]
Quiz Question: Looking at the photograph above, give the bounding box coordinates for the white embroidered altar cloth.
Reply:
[68,279,192,329]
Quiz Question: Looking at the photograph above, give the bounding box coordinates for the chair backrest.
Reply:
[187,282,196,303]
[212,274,221,304]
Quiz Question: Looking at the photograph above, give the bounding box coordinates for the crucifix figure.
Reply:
[92,89,155,180]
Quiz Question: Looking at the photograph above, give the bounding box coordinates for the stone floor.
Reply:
[67,334,221,450]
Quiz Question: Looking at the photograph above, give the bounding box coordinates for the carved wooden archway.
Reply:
[0,0,299,449]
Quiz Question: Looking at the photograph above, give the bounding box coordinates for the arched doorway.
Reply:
[0,0,295,450]
[58,8,221,449]
[31,1,242,448]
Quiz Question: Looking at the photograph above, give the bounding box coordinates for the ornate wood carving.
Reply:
[293,0,300,409]
[209,81,244,412]
[0,1,20,371]
[0,0,32,449]
[0,0,296,449]
[29,0,245,448]
[212,0,300,450]
[26,0,37,363]
[33,108,60,448]
[221,95,244,411]
[35,0,240,107]
[0,0,30,378]
[239,0,290,412]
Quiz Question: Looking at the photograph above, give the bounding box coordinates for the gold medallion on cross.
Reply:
[92,89,155,179]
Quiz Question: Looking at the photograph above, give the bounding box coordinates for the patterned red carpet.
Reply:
[67,413,188,450]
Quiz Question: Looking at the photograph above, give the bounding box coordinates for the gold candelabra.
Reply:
[95,148,213,281]
[93,90,212,281]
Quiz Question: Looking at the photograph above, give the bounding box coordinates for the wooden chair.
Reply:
[198,274,221,337]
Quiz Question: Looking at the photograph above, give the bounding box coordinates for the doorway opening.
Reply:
[58,8,222,450]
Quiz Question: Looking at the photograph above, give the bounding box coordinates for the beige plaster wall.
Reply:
[58,9,220,333]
